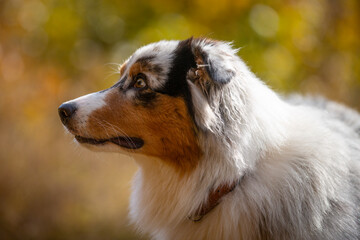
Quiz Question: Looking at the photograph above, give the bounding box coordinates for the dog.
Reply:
[58,38,360,240]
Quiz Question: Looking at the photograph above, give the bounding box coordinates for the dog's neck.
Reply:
[188,177,242,222]
[129,152,243,229]
[129,76,291,235]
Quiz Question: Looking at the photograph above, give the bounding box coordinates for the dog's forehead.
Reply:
[132,40,179,62]
[123,40,180,89]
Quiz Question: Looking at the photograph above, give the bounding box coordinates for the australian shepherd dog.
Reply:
[59,38,360,239]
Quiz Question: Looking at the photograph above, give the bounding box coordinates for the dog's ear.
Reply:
[185,38,238,131]
[190,38,237,85]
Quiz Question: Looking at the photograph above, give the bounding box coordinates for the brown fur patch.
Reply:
[129,58,163,78]
[186,49,213,96]
[119,62,127,75]
[86,89,201,173]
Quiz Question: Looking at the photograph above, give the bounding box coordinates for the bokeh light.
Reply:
[249,4,279,38]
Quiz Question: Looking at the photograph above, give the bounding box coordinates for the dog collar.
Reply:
[189,179,241,222]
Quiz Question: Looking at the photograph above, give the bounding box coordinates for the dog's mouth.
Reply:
[75,135,144,149]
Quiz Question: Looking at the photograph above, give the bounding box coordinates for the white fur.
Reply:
[65,92,106,124]
[127,40,360,239]
[61,39,360,240]
[122,40,178,89]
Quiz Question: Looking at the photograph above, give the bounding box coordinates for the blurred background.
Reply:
[0,0,359,239]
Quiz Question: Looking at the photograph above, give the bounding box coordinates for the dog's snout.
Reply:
[58,102,77,125]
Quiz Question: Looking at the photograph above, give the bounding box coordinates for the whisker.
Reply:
[91,116,137,159]
[101,119,138,155]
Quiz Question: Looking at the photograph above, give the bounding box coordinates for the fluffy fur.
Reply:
[59,38,360,240]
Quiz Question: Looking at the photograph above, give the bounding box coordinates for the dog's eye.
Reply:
[133,75,147,89]
[134,78,146,88]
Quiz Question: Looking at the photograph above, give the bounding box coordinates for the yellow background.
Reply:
[0,0,359,239]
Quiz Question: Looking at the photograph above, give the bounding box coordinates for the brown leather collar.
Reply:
[189,179,241,222]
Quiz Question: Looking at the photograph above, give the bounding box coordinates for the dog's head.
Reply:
[58,38,239,171]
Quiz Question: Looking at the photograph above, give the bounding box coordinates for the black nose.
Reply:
[58,102,77,125]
